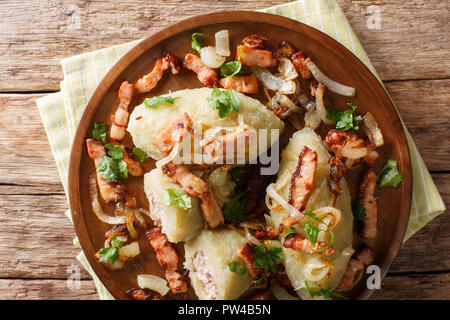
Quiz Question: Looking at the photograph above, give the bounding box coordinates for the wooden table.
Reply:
[0,0,448,300]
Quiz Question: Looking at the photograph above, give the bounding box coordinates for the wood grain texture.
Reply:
[1,0,449,91]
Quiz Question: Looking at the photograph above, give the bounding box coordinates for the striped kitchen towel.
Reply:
[36,0,445,299]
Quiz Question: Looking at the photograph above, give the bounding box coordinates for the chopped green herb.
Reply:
[253,276,265,286]
[104,144,124,160]
[283,226,297,238]
[97,156,128,182]
[326,103,363,131]
[132,147,147,162]
[353,204,367,221]
[191,32,203,54]
[220,47,243,77]
[207,87,241,118]
[253,243,283,273]
[223,190,250,222]
[303,211,335,253]
[144,96,179,109]
[97,236,124,264]
[377,158,403,188]
[161,188,192,210]
[92,122,108,143]
[230,166,246,180]
[228,261,247,275]
[305,280,348,300]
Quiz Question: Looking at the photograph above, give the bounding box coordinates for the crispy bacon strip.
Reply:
[127,287,163,300]
[336,258,364,289]
[237,243,264,279]
[283,234,335,255]
[337,247,375,289]
[122,149,145,176]
[219,76,259,94]
[289,146,318,212]
[242,35,268,49]
[255,224,285,240]
[146,227,187,294]
[183,53,219,87]
[110,81,135,141]
[275,41,296,58]
[164,53,181,75]
[291,50,312,79]
[162,162,224,228]
[135,58,169,94]
[359,169,378,239]
[328,156,346,206]
[152,113,193,157]
[86,138,125,202]
[237,44,277,68]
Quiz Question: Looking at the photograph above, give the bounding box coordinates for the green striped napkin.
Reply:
[36,0,445,299]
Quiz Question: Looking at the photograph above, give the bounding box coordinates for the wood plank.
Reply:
[0,0,448,91]
[0,279,98,300]
[372,272,450,300]
[0,273,448,299]
[0,174,446,280]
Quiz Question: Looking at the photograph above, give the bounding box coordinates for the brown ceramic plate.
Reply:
[68,11,412,300]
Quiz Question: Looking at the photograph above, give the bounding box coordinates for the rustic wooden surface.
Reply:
[0,0,448,300]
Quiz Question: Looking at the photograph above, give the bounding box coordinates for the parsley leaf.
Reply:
[353,204,367,221]
[207,87,241,118]
[253,243,283,273]
[220,47,244,77]
[104,144,123,160]
[97,236,124,264]
[92,122,108,143]
[161,188,192,210]
[253,276,265,286]
[304,222,320,246]
[305,280,348,300]
[144,96,179,110]
[326,103,362,131]
[223,190,250,222]
[230,166,246,180]
[132,147,147,162]
[228,261,247,275]
[191,32,203,54]
[97,156,128,182]
[377,158,403,188]
[303,211,335,253]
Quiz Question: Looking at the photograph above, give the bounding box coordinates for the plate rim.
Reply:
[68,10,412,300]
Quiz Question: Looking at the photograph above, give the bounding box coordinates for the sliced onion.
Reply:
[304,110,321,130]
[156,141,180,168]
[215,30,230,56]
[312,207,342,230]
[271,280,299,300]
[126,208,139,239]
[200,46,226,68]
[363,112,384,147]
[305,58,355,97]
[250,66,296,94]
[118,241,140,262]
[315,82,335,125]
[243,226,261,246]
[137,274,170,296]
[275,92,303,114]
[266,183,299,219]
[89,174,126,225]
[277,58,298,81]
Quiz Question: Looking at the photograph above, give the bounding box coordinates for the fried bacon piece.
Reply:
[219,76,259,94]
[337,247,375,289]
[110,81,135,141]
[135,58,169,94]
[359,169,378,239]
[275,41,296,58]
[146,227,188,294]
[336,258,364,289]
[291,50,312,80]
[255,224,285,240]
[164,53,181,75]
[127,287,163,300]
[242,35,268,49]
[183,53,219,87]
[152,113,194,157]
[237,243,264,279]
[328,156,347,206]
[121,148,145,176]
[161,162,224,228]
[288,146,318,213]
[105,224,128,244]
[86,138,125,202]
[283,234,335,256]
[237,43,277,68]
